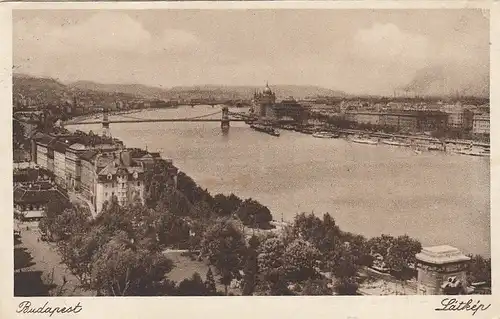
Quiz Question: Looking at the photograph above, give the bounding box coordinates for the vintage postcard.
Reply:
[0,1,498,318]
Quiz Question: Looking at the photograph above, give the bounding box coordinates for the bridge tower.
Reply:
[221,106,230,133]
[102,109,111,138]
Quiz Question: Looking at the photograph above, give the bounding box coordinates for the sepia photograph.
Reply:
[10,7,491,299]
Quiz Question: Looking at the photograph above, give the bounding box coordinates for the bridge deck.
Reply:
[65,118,249,125]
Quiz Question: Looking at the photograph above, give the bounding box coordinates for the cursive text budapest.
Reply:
[17,301,83,316]
[435,298,491,316]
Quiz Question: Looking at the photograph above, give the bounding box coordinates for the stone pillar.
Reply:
[221,106,230,133]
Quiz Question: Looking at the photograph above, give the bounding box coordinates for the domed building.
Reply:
[253,83,277,118]
[253,83,307,124]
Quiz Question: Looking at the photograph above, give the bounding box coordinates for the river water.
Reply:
[70,106,490,256]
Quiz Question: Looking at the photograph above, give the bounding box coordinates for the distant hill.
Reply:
[167,85,347,100]
[13,74,139,108]
[67,81,347,100]
[69,81,167,99]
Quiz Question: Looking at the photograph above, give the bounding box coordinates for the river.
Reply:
[70,106,490,257]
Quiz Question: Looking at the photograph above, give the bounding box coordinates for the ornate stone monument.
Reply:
[415,245,470,295]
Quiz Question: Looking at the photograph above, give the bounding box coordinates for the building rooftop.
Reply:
[415,245,470,265]
[52,140,69,154]
[14,183,68,206]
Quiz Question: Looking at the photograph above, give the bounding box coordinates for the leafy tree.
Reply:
[367,234,395,259]
[467,255,491,286]
[385,235,422,277]
[242,240,259,296]
[291,213,325,245]
[199,221,246,295]
[157,210,190,249]
[235,198,272,228]
[332,245,359,295]
[57,226,110,287]
[257,236,285,276]
[212,193,242,217]
[176,272,208,296]
[50,207,91,241]
[13,119,26,149]
[90,231,173,296]
[301,278,332,296]
[205,268,217,295]
[282,238,321,282]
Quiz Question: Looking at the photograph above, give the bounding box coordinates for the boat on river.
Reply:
[313,131,338,138]
[427,144,443,151]
[351,137,378,145]
[250,124,280,137]
[382,139,409,147]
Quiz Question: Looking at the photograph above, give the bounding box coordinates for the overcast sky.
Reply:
[13,9,489,96]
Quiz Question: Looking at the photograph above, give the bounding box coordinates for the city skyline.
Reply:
[14,9,489,97]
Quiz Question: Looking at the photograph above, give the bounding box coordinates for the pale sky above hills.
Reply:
[13,9,489,96]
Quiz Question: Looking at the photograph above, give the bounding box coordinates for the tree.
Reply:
[291,213,324,245]
[235,198,272,228]
[257,236,285,276]
[13,119,26,149]
[57,226,110,287]
[385,235,421,277]
[212,193,242,217]
[50,207,91,241]
[90,231,173,296]
[199,221,246,295]
[301,278,332,295]
[282,239,321,282]
[176,272,208,296]
[156,210,190,249]
[205,268,217,295]
[467,255,491,286]
[367,234,395,259]
[332,245,359,295]
[242,238,259,295]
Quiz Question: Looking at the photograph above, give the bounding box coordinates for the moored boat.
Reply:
[313,131,335,138]
[382,139,409,147]
[250,124,280,137]
[351,137,378,145]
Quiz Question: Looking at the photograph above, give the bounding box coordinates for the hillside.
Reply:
[69,81,167,99]
[167,85,347,100]
[13,74,140,108]
[67,81,347,100]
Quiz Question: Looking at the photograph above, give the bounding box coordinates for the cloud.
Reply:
[352,23,429,65]
[14,12,200,56]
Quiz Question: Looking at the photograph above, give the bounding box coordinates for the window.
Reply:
[105,192,108,197]
[137,182,140,186]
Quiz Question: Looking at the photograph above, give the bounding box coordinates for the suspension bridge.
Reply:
[62,106,258,133]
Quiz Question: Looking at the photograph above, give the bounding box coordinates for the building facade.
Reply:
[65,143,86,191]
[415,245,470,295]
[53,141,68,188]
[94,150,146,214]
[35,136,53,170]
[345,112,381,126]
[472,113,490,135]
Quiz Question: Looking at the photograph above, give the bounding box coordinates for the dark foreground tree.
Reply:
[199,221,246,295]
[90,232,173,296]
[205,268,217,295]
[176,272,208,296]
